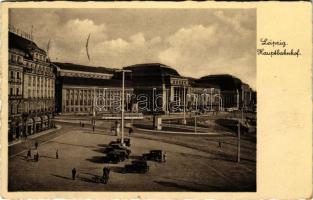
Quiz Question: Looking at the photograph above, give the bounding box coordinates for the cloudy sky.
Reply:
[10,8,256,89]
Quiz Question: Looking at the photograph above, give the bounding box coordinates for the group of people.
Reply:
[26,141,39,162]
[26,141,59,162]
[80,121,97,132]
[79,121,85,128]
[71,166,110,184]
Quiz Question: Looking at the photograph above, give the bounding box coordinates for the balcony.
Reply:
[9,79,22,84]
[9,95,22,100]
[9,60,24,67]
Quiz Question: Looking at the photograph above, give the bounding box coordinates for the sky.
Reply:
[9,8,256,89]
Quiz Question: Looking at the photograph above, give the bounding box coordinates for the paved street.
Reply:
[9,122,256,191]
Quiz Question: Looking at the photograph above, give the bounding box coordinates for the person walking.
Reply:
[34,149,39,162]
[26,148,31,161]
[218,141,222,148]
[92,124,95,132]
[116,122,120,137]
[56,149,59,159]
[35,141,38,149]
[163,151,167,163]
[128,128,133,137]
[72,168,77,180]
[102,166,110,184]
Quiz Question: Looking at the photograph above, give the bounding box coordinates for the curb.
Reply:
[135,127,231,136]
[8,125,62,147]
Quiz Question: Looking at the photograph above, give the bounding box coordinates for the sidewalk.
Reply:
[9,125,62,147]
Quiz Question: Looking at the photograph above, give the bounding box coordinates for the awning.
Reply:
[41,115,48,121]
[27,118,34,124]
[33,117,41,123]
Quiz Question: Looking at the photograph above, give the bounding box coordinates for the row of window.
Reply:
[9,101,54,115]
[27,89,54,99]
[26,62,53,75]
[9,52,53,76]
[64,107,92,113]
[9,70,21,80]
[33,51,46,62]
[9,86,22,96]
[9,54,23,64]
[28,76,54,88]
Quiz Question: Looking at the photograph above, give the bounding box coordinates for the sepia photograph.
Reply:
[7,8,256,192]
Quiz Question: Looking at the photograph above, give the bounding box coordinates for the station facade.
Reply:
[54,62,133,115]
[8,29,256,142]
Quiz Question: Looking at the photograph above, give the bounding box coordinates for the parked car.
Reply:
[142,150,163,162]
[110,144,131,155]
[105,151,123,164]
[114,149,129,160]
[117,138,131,147]
[123,160,149,174]
[109,138,131,147]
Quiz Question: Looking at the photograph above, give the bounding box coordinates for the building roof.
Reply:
[9,31,46,55]
[61,76,132,88]
[53,62,116,74]
[123,63,180,77]
[197,74,243,90]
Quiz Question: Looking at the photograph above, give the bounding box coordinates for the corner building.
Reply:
[8,31,55,141]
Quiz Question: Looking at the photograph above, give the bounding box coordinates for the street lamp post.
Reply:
[117,69,131,146]
[183,86,186,124]
[237,102,244,163]
[92,87,96,127]
[152,88,156,130]
[194,94,198,133]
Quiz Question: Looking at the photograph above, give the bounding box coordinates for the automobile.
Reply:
[123,160,149,174]
[116,138,131,147]
[109,138,131,147]
[105,146,114,153]
[113,149,129,160]
[142,150,163,162]
[105,151,123,164]
[110,144,131,155]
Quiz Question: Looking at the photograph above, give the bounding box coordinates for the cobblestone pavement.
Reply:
[8,122,256,191]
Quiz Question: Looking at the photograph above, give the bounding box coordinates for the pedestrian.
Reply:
[26,148,31,161]
[72,168,77,180]
[56,149,59,159]
[34,150,39,162]
[128,128,133,136]
[116,122,120,136]
[35,141,38,149]
[93,125,95,132]
[163,151,167,163]
[102,167,110,184]
[36,151,39,162]
[218,141,222,148]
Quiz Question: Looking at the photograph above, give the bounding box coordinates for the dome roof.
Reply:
[123,63,180,77]
[197,74,243,90]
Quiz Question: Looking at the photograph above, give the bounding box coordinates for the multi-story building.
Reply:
[196,74,255,111]
[189,78,222,111]
[53,62,133,115]
[122,63,190,114]
[122,63,222,114]
[8,31,55,142]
